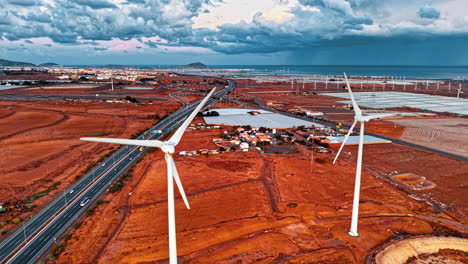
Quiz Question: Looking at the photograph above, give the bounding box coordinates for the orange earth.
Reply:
[54,125,467,263]
[0,98,180,234]
[2,76,466,263]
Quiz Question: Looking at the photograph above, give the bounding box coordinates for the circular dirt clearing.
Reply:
[375,236,467,264]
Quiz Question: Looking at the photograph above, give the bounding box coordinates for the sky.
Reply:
[0,0,467,66]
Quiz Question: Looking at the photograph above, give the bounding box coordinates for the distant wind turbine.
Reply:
[333,73,398,237]
[81,88,216,263]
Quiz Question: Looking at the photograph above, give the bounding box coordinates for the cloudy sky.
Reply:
[1,0,467,65]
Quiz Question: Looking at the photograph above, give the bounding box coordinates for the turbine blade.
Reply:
[343,73,362,117]
[169,88,216,146]
[167,155,190,209]
[80,137,163,148]
[333,120,357,164]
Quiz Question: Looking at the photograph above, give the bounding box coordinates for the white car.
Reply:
[80,197,90,206]
[69,189,74,194]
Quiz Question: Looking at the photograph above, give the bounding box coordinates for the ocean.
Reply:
[210,65,468,80]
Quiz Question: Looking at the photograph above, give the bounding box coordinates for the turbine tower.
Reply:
[81,88,216,263]
[333,73,398,237]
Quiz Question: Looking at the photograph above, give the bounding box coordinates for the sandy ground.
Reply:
[0,98,180,236]
[388,118,468,158]
[55,127,467,264]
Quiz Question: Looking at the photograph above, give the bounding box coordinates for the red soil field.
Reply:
[55,127,467,263]
[0,98,180,235]
[4,76,465,263]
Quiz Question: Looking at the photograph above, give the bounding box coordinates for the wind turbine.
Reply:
[80,88,216,263]
[333,73,398,237]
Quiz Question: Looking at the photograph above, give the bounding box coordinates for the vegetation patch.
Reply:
[11,217,22,224]
[24,182,61,204]
[85,132,112,137]
[108,173,132,193]
[46,243,66,261]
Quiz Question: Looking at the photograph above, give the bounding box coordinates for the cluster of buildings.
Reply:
[50,68,171,83]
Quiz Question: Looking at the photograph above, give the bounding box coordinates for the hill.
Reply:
[39,62,60,67]
[181,62,210,69]
[0,59,36,67]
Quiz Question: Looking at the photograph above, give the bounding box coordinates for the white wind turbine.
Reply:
[333,73,398,237]
[81,88,216,263]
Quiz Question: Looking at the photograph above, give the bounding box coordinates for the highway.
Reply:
[0,80,235,264]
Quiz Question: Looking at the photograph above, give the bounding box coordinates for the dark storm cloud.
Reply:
[0,0,466,59]
[82,41,100,46]
[126,0,146,4]
[26,12,52,23]
[75,0,117,9]
[6,0,37,6]
[185,4,374,54]
[418,7,440,19]
[289,34,468,66]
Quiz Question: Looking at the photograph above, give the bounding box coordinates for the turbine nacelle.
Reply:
[161,142,176,154]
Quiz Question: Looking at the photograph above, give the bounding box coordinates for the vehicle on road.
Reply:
[69,189,74,194]
[80,197,90,207]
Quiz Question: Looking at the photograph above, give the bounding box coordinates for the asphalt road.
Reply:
[0,80,235,264]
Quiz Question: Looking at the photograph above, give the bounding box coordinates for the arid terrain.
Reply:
[1,76,466,264]
[54,123,467,263]
[0,86,183,235]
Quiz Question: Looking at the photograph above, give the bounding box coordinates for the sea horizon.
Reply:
[61,64,468,80]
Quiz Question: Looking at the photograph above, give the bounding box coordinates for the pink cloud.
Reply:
[109,44,133,51]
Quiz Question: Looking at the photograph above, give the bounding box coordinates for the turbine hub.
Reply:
[355,115,366,122]
[161,141,175,154]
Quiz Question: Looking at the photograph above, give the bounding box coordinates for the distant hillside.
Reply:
[0,59,36,67]
[39,62,60,67]
[181,62,210,69]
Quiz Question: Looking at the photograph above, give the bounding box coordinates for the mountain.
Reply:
[181,62,210,69]
[0,59,36,67]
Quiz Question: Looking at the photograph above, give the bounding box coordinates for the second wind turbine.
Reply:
[333,73,399,237]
